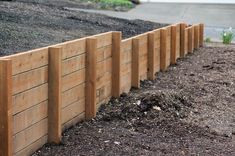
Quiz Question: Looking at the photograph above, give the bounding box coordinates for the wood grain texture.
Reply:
[132,38,140,88]
[160,28,167,71]
[148,32,155,80]
[85,38,97,120]
[171,25,177,64]
[188,26,194,53]
[180,23,187,57]
[0,59,13,156]
[48,47,62,144]
[1,48,48,76]
[112,32,122,97]
[199,23,204,47]
[194,25,200,49]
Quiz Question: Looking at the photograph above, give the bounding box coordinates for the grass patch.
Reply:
[99,0,134,9]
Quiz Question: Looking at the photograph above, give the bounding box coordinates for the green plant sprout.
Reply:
[204,37,211,43]
[221,27,234,44]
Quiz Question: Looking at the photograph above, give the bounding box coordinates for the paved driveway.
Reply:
[72,3,235,42]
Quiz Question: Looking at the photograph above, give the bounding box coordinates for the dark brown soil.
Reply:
[0,0,165,56]
[33,46,235,156]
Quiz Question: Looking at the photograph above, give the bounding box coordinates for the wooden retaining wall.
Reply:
[0,23,204,156]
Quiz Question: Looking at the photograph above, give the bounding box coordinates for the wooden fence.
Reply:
[0,23,204,156]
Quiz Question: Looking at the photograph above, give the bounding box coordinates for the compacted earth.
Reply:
[33,46,235,155]
[0,0,165,56]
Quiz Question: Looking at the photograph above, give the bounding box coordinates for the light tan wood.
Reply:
[12,83,48,115]
[96,45,112,62]
[175,24,181,59]
[61,99,85,124]
[180,23,187,57]
[160,28,167,71]
[188,27,193,53]
[132,38,140,88]
[13,119,48,154]
[15,135,47,156]
[199,23,204,47]
[48,47,62,144]
[171,25,177,64]
[92,32,112,48]
[2,48,48,76]
[148,32,156,80]
[62,69,85,92]
[122,39,132,51]
[96,72,112,89]
[62,54,85,76]
[85,38,97,120]
[60,38,86,60]
[13,101,48,135]
[12,66,48,95]
[62,83,85,108]
[185,28,189,54]
[166,27,171,67]
[153,29,161,73]
[194,25,200,49]
[62,112,85,131]
[112,32,122,97]
[0,59,13,156]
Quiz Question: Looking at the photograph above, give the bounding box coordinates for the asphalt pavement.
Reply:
[70,3,235,42]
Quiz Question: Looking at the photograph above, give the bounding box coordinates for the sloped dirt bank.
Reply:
[0,0,166,56]
[33,46,235,155]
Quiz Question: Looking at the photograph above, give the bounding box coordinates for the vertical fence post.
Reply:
[188,27,194,53]
[112,32,122,97]
[132,38,140,88]
[171,25,177,64]
[180,23,187,57]
[199,23,204,47]
[160,28,167,71]
[85,37,97,120]
[48,47,62,144]
[185,28,189,55]
[148,32,156,80]
[194,25,200,49]
[0,59,13,156]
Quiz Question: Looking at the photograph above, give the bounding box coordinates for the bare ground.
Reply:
[0,0,165,56]
[34,46,235,156]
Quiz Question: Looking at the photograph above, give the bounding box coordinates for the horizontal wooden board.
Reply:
[96,72,112,89]
[121,72,131,93]
[92,32,112,48]
[121,50,132,64]
[96,45,112,62]
[121,38,132,52]
[13,101,48,134]
[2,47,48,76]
[62,54,85,76]
[57,38,86,60]
[62,83,85,108]
[12,66,48,95]
[13,83,48,115]
[61,99,85,124]
[13,119,48,153]
[15,135,47,156]
[97,82,112,103]
[121,62,131,75]
[62,69,85,92]
[96,58,112,78]
[62,113,85,131]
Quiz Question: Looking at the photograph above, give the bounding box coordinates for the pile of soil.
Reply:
[33,46,235,156]
[0,0,165,56]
